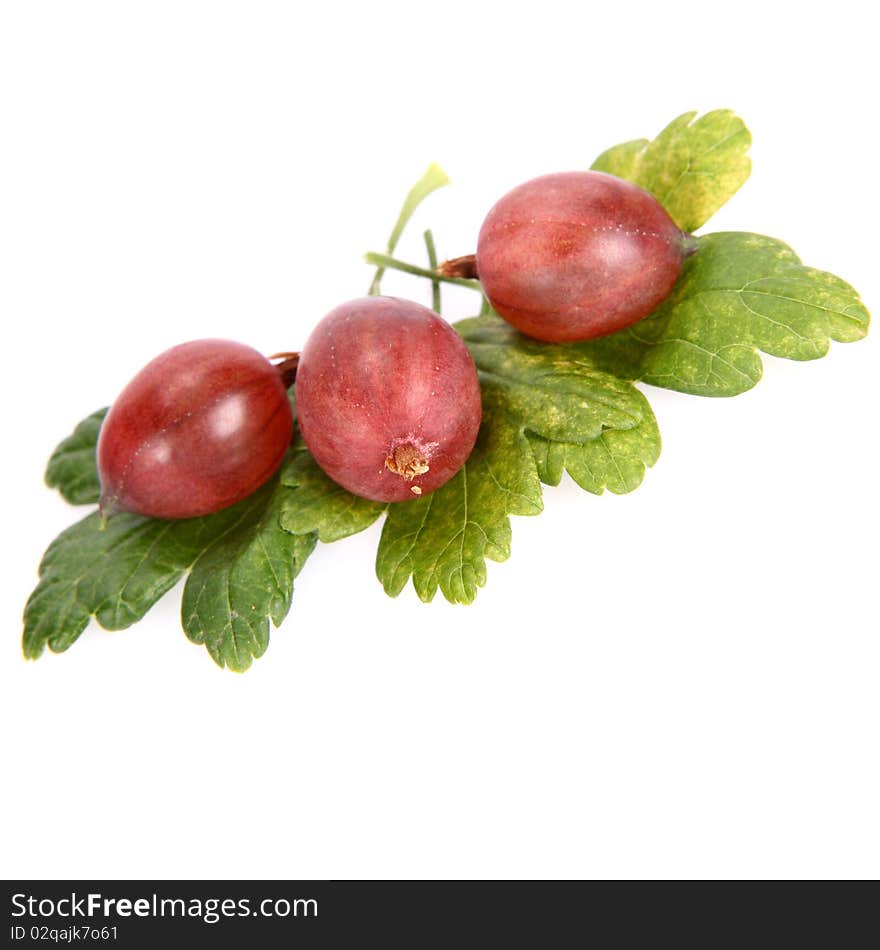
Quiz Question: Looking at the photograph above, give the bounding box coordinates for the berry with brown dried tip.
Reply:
[295,296,482,502]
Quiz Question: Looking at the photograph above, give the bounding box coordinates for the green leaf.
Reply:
[592,110,751,232]
[375,321,660,603]
[24,510,229,659]
[589,136,650,182]
[462,313,661,493]
[459,315,649,440]
[582,232,871,397]
[369,163,450,295]
[279,446,386,542]
[526,396,660,495]
[45,408,107,505]
[376,390,543,604]
[24,467,316,671]
[182,476,316,672]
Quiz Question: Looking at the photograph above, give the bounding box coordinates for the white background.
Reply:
[1,1,877,880]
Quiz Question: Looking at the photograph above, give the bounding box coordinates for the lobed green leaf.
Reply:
[182,476,316,672]
[24,506,243,660]
[526,394,661,495]
[459,315,648,440]
[26,409,318,671]
[376,391,542,604]
[279,446,386,543]
[375,322,661,603]
[44,408,107,505]
[589,136,650,183]
[581,232,871,396]
[592,110,751,232]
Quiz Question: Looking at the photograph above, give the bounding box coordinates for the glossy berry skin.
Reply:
[97,339,293,519]
[295,296,482,502]
[476,170,687,343]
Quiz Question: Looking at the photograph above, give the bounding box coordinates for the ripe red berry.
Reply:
[476,170,687,342]
[295,296,482,502]
[97,339,293,519]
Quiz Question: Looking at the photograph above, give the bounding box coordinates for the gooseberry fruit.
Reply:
[475,170,688,342]
[295,296,482,502]
[97,339,293,519]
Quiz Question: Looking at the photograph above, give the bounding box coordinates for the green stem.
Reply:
[363,252,483,292]
[682,232,701,257]
[367,163,449,296]
[423,230,441,313]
